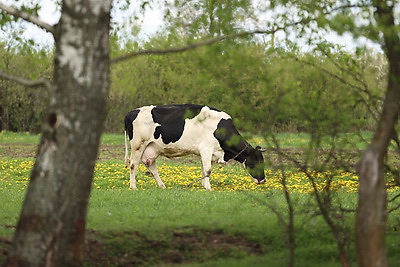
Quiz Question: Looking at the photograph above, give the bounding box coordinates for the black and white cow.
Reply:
[124,104,265,190]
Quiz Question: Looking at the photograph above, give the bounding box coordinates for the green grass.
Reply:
[88,189,275,236]
[0,131,40,144]
[1,186,373,266]
[0,131,122,146]
[87,189,302,265]
[0,190,25,237]
[1,131,400,266]
[100,133,125,145]
[260,131,372,150]
[0,185,361,266]
[0,130,373,149]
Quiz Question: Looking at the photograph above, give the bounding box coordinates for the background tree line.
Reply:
[0,44,51,132]
[0,36,386,134]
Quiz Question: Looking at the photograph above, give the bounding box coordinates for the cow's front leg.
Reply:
[200,151,213,190]
[202,174,212,191]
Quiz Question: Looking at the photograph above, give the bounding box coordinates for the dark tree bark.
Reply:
[356,1,400,266]
[5,1,112,266]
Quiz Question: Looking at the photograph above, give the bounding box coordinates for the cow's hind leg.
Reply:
[128,140,146,189]
[147,161,166,188]
[129,163,139,190]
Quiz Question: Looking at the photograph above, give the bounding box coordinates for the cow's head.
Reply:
[244,146,266,184]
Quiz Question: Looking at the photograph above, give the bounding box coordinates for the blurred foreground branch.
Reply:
[0,2,55,35]
[0,69,52,90]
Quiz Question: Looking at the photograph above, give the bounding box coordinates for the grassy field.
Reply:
[0,131,399,266]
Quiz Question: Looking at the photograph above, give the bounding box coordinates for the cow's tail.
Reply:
[124,130,130,168]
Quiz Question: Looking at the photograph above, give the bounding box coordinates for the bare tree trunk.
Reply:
[356,148,388,267]
[356,1,400,266]
[5,1,112,266]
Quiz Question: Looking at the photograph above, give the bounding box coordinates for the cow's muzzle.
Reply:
[254,178,266,184]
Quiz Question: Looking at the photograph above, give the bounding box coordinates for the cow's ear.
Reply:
[256,146,266,152]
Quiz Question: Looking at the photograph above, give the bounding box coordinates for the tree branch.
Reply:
[0,3,55,35]
[0,70,52,90]
[112,13,315,64]
[111,11,329,64]
[110,2,371,65]
[110,30,274,64]
[293,56,381,122]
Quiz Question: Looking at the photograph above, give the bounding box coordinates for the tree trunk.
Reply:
[356,1,400,266]
[5,1,112,266]
[356,148,388,267]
